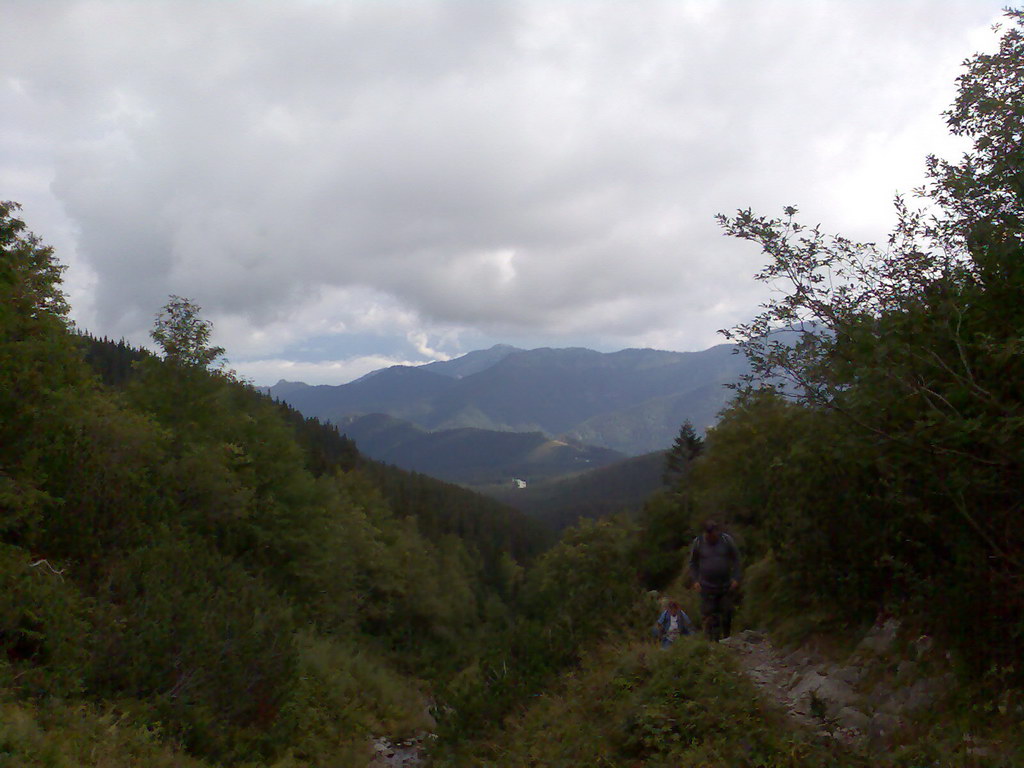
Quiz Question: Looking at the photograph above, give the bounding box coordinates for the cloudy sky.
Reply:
[1,0,1006,384]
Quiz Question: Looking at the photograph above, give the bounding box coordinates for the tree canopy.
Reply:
[151,295,225,370]
[712,8,1024,672]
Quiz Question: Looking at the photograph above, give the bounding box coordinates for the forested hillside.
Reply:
[0,219,550,765]
[335,412,625,487]
[486,450,667,530]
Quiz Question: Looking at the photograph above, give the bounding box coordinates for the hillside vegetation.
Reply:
[486,450,667,530]
[436,638,871,768]
[0,218,549,764]
[336,412,624,487]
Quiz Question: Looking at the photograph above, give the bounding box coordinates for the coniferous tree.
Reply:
[663,420,704,487]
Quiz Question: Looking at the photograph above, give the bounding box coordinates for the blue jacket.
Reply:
[657,608,694,637]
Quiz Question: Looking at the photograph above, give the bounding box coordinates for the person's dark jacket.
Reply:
[688,532,741,593]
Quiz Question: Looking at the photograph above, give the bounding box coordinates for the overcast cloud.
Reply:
[0,0,1006,384]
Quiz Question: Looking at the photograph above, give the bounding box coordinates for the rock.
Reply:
[868,712,901,746]
[837,706,871,731]
[738,629,767,644]
[857,618,900,654]
[833,666,864,687]
[903,677,943,712]
[783,649,808,668]
[914,634,934,658]
[877,688,908,715]
[789,671,827,704]
[368,735,428,768]
[790,671,857,718]
[746,664,776,687]
[897,659,917,682]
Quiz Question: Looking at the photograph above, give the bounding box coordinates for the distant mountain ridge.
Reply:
[337,412,624,486]
[486,450,669,530]
[267,342,747,456]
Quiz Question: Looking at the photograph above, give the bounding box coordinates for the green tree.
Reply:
[150,295,224,370]
[662,420,703,486]
[130,296,232,436]
[716,9,1024,669]
[0,201,86,539]
[631,421,707,589]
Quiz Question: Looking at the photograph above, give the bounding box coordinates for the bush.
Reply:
[0,544,90,698]
[89,534,298,762]
[0,694,211,768]
[439,638,872,768]
[275,634,432,765]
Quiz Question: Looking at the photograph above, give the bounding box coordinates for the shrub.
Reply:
[0,544,90,698]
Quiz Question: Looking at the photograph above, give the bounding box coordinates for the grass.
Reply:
[0,631,434,768]
[433,572,1024,768]
[0,693,210,768]
[433,636,872,768]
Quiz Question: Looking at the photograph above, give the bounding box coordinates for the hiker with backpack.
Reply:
[689,519,741,641]
[655,600,694,648]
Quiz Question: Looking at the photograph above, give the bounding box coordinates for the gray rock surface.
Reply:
[832,665,864,687]
[868,712,902,746]
[837,706,871,732]
[903,676,948,713]
[368,734,430,768]
[856,618,901,654]
[790,671,857,718]
[897,659,917,681]
[725,618,955,753]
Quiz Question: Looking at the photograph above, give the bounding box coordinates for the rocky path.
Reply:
[721,631,826,732]
[366,734,431,768]
[722,623,955,751]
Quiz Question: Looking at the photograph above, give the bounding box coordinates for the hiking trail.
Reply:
[722,623,959,752]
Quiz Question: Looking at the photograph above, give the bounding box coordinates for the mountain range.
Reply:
[266,342,748,457]
[334,411,625,487]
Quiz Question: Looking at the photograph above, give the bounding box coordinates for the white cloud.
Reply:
[0,0,1008,384]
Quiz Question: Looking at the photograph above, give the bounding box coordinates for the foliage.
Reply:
[0,204,543,763]
[520,518,641,642]
[88,535,299,762]
[0,202,88,541]
[78,332,150,387]
[633,490,693,590]
[254,632,436,767]
[714,9,1024,673]
[4,13,1021,764]
[625,420,707,590]
[0,693,211,768]
[436,638,872,768]
[435,516,648,744]
[486,450,666,532]
[150,295,225,370]
[0,544,91,699]
[663,420,704,486]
